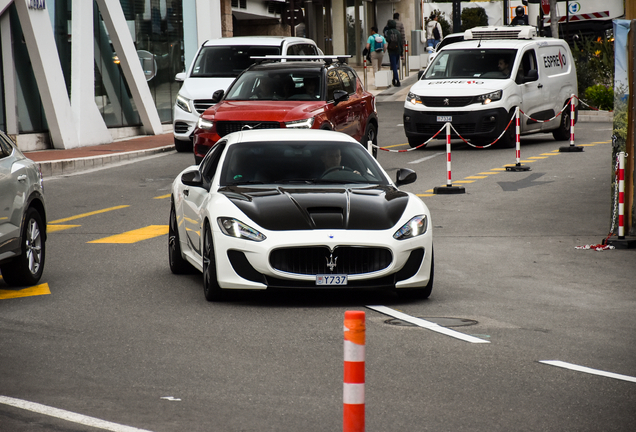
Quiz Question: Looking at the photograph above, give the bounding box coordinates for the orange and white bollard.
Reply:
[343,311,365,432]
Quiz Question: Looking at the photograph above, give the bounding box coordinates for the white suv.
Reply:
[0,131,47,287]
[173,36,320,152]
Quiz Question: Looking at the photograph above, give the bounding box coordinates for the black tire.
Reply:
[408,137,427,149]
[202,223,224,301]
[363,122,378,159]
[174,137,193,153]
[399,249,434,300]
[499,110,517,148]
[168,203,192,274]
[0,208,46,287]
[553,102,575,141]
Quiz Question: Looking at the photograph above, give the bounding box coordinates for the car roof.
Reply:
[224,129,362,146]
[247,61,328,72]
[203,36,316,47]
[441,37,566,51]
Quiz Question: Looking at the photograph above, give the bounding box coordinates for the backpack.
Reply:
[433,24,441,40]
[387,30,399,51]
[374,34,384,52]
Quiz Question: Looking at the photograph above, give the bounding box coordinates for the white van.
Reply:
[173,36,320,152]
[404,26,577,148]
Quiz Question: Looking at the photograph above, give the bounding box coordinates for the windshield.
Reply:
[425,49,517,79]
[219,141,388,186]
[225,70,323,101]
[190,46,281,78]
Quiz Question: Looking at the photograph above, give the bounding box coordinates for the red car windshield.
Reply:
[225,71,323,101]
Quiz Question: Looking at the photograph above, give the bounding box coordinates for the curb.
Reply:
[37,145,175,177]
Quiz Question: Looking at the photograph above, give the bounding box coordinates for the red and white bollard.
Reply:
[343,311,365,432]
[507,107,530,171]
[569,94,575,145]
[433,123,465,194]
[618,151,626,239]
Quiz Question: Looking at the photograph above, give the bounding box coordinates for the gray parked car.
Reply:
[0,131,47,286]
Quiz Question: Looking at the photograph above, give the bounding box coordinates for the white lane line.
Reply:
[366,306,490,344]
[408,152,445,164]
[0,396,154,432]
[539,361,636,383]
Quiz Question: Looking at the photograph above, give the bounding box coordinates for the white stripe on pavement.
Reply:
[539,361,636,383]
[366,306,490,344]
[408,152,445,164]
[0,396,154,432]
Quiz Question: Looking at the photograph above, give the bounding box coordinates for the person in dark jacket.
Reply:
[511,6,529,26]
[385,19,403,87]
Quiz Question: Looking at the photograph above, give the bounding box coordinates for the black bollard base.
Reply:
[506,164,531,172]
[433,185,466,194]
[603,236,636,249]
[559,145,584,152]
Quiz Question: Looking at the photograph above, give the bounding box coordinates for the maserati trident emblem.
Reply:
[443,98,450,106]
[326,253,338,272]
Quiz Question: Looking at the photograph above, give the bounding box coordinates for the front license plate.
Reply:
[316,275,348,286]
[437,116,452,122]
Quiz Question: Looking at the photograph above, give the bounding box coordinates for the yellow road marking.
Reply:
[417,194,435,197]
[579,144,596,147]
[47,224,81,233]
[529,156,547,159]
[88,225,168,244]
[541,153,559,156]
[0,283,50,300]
[154,194,171,199]
[479,172,500,175]
[454,180,474,184]
[383,143,410,149]
[491,168,506,171]
[519,160,535,163]
[49,205,130,224]
[464,176,487,179]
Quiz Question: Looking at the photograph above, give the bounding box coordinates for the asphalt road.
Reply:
[1,104,634,432]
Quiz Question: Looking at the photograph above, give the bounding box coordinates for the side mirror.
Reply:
[333,90,349,105]
[395,168,417,186]
[212,89,225,103]
[175,72,186,82]
[181,170,203,187]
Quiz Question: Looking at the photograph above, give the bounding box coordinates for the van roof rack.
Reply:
[251,55,351,65]
[464,26,537,41]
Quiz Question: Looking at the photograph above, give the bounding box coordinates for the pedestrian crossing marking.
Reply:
[47,224,80,233]
[49,205,130,224]
[0,283,50,300]
[88,225,168,244]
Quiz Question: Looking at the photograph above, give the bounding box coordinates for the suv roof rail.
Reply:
[251,55,351,65]
[464,25,537,41]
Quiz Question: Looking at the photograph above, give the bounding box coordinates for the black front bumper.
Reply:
[403,107,510,141]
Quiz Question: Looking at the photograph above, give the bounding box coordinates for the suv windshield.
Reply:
[225,70,323,101]
[190,46,281,78]
[220,141,387,186]
[425,49,517,79]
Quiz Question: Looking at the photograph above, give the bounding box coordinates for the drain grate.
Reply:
[385,317,478,327]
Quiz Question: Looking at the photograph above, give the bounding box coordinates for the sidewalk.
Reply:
[24,65,610,178]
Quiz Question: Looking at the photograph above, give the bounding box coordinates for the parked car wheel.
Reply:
[0,208,46,287]
[168,203,193,274]
[553,101,576,141]
[363,122,378,159]
[203,223,224,301]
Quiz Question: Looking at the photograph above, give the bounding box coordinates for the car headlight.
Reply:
[407,92,423,105]
[475,90,502,105]
[285,118,315,129]
[393,215,428,240]
[197,117,214,131]
[218,217,266,242]
[176,95,192,113]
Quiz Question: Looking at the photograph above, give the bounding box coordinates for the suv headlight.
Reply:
[285,118,315,129]
[393,215,428,240]
[176,95,192,113]
[197,117,214,131]
[475,90,502,105]
[218,218,266,242]
[407,92,424,105]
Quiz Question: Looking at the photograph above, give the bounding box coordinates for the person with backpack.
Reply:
[426,13,443,49]
[365,26,386,75]
[385,19,403,87]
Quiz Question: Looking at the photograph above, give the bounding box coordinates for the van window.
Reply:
[191,46,281,78]
[424,49,517,79]
[517,50,538,83]
[287,44,319,56]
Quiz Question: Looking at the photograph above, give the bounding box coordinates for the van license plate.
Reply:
[437,116,452,122]
[316,275,348,285]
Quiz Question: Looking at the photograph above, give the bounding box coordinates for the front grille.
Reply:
[270,246,392,276]
[174,122,190,134]
[421,96,474,107]
[193,99,215,114]
[216,121,281,137]
[415,123,476,135]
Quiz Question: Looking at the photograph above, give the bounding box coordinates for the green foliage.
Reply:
[612,84,628,150]
[461,7,489,32]
[572,35,614,96]
[584,84,614,111]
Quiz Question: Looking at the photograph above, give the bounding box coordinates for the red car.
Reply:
[192,59,378,164]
